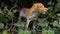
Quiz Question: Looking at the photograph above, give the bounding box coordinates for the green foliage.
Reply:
[14,22,25,29]
[0,0,60,34]
[37,18,49,28]
[55,2,60,12]
[18,29,31,34]
[42,28,55,34]
[2,30,8,34]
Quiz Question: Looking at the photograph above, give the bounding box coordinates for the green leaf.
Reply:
[55,2,60,12]
[14,22,25,28]
[12,9,17,14]
[37,18,49,27]
[2,30,8,34]
[0,8,3,14]
[57,13,60,17]
[0,23,4,29]
[53,21,58,27]
[18,29,31,34]
[42,28,55,34]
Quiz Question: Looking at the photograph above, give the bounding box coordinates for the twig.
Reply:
[10,3,17,11]
[7,18,13,32]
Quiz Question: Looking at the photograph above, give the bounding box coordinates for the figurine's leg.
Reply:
[33,21,37,29]
[26,19,31,28]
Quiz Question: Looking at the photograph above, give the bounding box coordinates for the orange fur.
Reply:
[25,3,48,17]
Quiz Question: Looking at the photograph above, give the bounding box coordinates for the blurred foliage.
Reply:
[18,29,31,34]
[42,28,55,34]
[0,0,60,34]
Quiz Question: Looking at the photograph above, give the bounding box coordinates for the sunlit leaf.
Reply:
[57,13,60,17]
[2,30,8,34]
[53,21,58,27]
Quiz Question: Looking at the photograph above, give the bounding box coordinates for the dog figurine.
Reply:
[19,3,48,28]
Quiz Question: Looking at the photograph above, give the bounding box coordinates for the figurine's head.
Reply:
[37,3,48,14]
